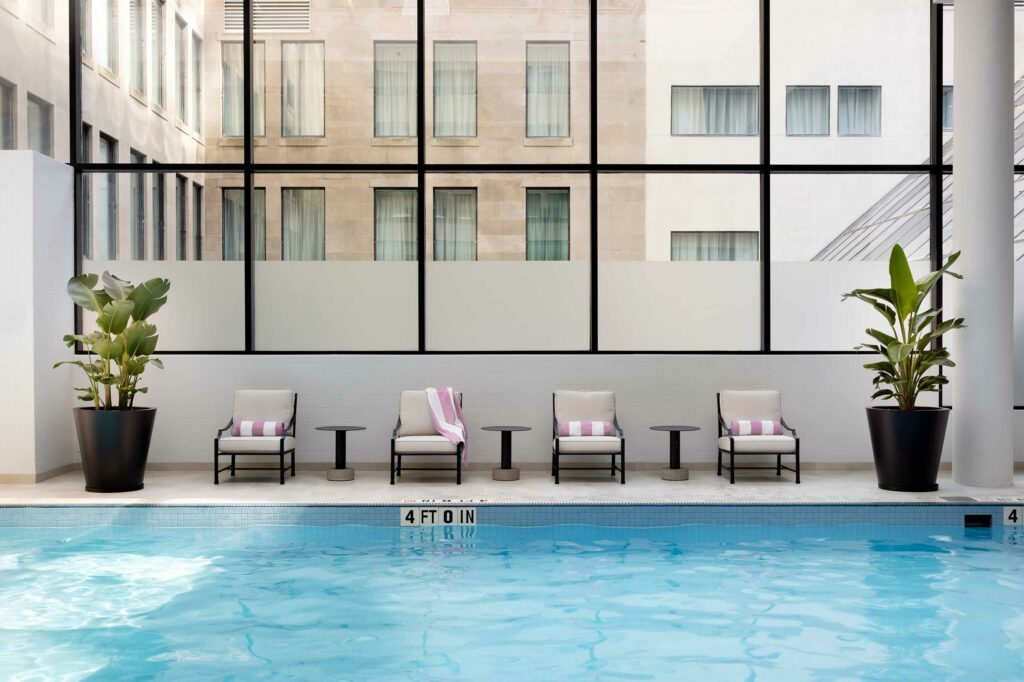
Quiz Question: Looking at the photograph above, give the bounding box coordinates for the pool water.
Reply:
[1,524,1022,681]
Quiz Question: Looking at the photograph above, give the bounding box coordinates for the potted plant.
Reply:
[55,272,170,492]
[843,245,964,492]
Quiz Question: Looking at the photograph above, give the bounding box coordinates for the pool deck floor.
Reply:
[1,468,1022,505]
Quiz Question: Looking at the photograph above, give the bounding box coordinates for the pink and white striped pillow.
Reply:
[730,419,783,436]
[232,420,285,437]
[559,421,616,437]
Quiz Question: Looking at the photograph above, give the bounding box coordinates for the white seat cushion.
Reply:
[394,435,458,454]
[218,436,295,453]
[718,435,796,454]
[555,436,622,454]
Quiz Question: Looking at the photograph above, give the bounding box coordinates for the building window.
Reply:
[192,183,203,260]
[192,33,203,132]
[281,188,325,260]
[152,0,165,108]
[80,0,91,57]
[98,134,118,259]
[27,0,53,28]
[433,188,477,261]
[433,42,476,138]
[281,42,324,137]
[785,86,829,136]
[175,175,187,260]
[175,17,188,123]
[671,86,758,136]
[152,168,165,260]
[96,0,117,72]
[374,188,417,261]
[81,123,92,259]
[130,0,145,94]
[526,42,569,138]
[0,79,14,150]
[943,85,953,131]
[374,42,416,138]
[222,42,265,137]
[27,94,53,157]
[222,188,266,261]
[526,188,570,261]
[130,150,147,260]
[670,231,759,262]
[837,86,881,137]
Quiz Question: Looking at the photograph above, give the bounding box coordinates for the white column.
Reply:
[952,0,1015,487]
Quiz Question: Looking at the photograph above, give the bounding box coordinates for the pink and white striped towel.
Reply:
[559,421,616,437]
[729,419,783,436]
[232,420,285,437]
[425,387,468,463]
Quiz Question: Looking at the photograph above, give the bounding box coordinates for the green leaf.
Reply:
[885,342,913,365]
[871,389,895,401]
[129,278,170,321]
[98,300,135,336]
[66,274,111,313]
[914,250,963,306]
[889,245,918,322]
[101,272,135,301]
[124,322,157,356]
[92,336,125,360]
[865,328,898,347]
[148,357,164,369]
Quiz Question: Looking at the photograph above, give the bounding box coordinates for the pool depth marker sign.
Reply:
[401,507,477,526]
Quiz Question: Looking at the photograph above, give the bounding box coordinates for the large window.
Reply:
[281,42,325,137]
[81,124,93,259]
[433,188,477,261]
[223,43,265,137]
[151,170,165,260]
[130,0,145,94]
[97,134,118,259]
[0,79,15,150]
[526,189,570,261]
[374,42,416,138]
[222,188,266,261]
[130,150,147,260]
[837,86,882,137]
[281,188,325,260]
[174,16,188,122]
[193,183,203,260]
[526,42,570,138]
[943,86,953,131]
[433,42,477,138]
[375,188,417,260]
[27,0,53,28]
[27,94,53,157]
[96,0,117,72]
[671,86,759,136]
[151,0,165,108]
[175,175,188,260]
[192,33,203,133]
[786,86,829,136]
[671,232,759,261]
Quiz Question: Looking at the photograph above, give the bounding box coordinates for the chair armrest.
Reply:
[718,416,729,437]
[781,418,797,437]
[284,414,296,437]
[613,415,624,438]
[217,419,233,438]
[392,416,402,439]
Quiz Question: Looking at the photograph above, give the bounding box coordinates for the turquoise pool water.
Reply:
[0,523,1022,681]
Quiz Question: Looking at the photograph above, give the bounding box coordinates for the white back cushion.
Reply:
[554,390,616,424]
[720,390,781,423]
[398,390,463,437]
[233,390,295,424]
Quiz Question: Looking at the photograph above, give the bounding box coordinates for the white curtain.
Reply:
[838,86,881,136]
[282,189,325,261]
[176,176,187,260]
[151,174,165,260]
[433,189,476,261]
[0,81,14,149]
[943,86,953,130]
[95,0,115,70]
[434,42,476,137]
[26,96,52,156]
[130,0,144,92]
[672,86,758,136]
[97,136,117,259]
[375,42,416,137]
[671,232,759,262]
[151,0,164,106]
[526,42,569,138]
[526,189,570,261]
[223,43,265,137]
[282,42,325,137]
[786,86,828,136]
[375,189,417,260]
[130,166,146,260]
[222,188,266,261]
[175,21,188,121]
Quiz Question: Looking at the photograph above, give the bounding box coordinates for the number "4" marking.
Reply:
[1005,507,1023,525]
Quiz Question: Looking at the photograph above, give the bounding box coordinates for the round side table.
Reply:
[650,425,700,481]
[482,426,531,481]
[316,426,366,481]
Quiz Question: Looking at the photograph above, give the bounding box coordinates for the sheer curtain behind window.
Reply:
[375,189,417,260]
[152,173,165,260]
[98,135,117,259]
[526,42,569,138]
[0,80,14,149]
[942,86,953,130]
[95,0,116,71]
[670,232,759,262]
[375,42,416,137]
[222,188,266,261]
[838,86,881,136]
[130,150,146,260]
[526,189,570,261]
[223,43,265,137]
[282,42,324,136]
[26,95,52,156]
[433,189,476,260]
[282,189,325,261]
[786,86,828,136]
[671,86,758,136]
[130,0,144,92]
[434,42,476,137]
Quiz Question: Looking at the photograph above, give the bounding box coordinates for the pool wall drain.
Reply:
[965,514,993,528]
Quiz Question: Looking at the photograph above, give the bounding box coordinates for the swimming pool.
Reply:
[1,507,1022,680]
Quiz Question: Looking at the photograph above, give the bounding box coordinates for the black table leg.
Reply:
[335,431,347,470]
[500,430,512,470]
[669,431,680,470]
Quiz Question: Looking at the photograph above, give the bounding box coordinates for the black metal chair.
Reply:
[551,390,625,484]
[717,390,800,484]
[391,390,464,485]
[214,390,297,484]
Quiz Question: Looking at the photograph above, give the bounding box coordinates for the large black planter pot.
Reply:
[865,406,949,492]
[73,407,156,493]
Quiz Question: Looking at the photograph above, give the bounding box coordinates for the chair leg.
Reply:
[279,453,285,485]
[554,450,560,484]
[396,454,401,476]
[390,449,395,485]
[776,454,781,476]
[231,454,236,477]
[610,454,615,476]
[717,450,722,476]
[729,450,735,484]
[291,451,295,476]
[456,453,462,485]
[214,447,219,485]
[795,441,801,484]
[620,441,626,485]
